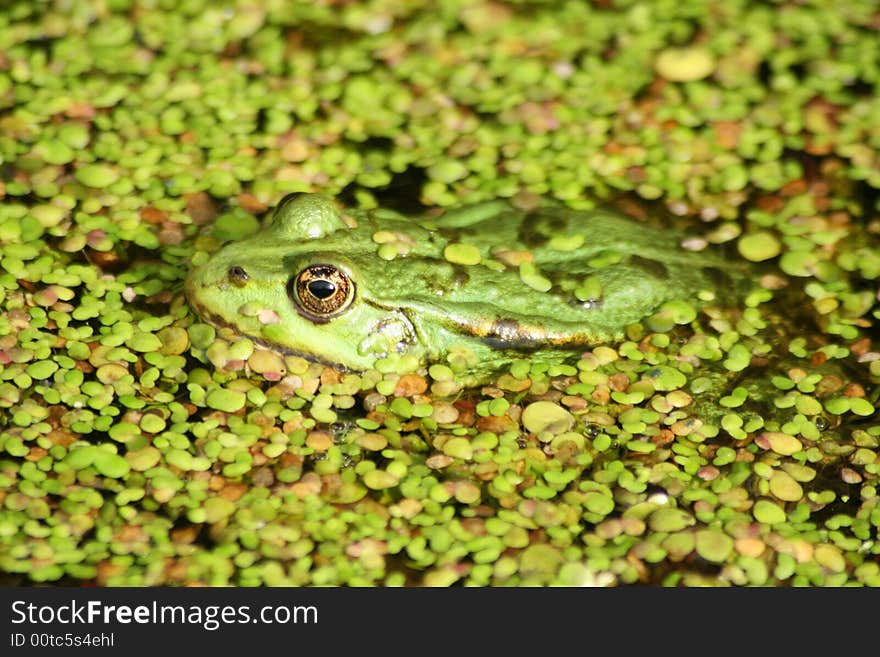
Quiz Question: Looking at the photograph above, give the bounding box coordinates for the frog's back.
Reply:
[426,200,733,269]
[357,200,751,348]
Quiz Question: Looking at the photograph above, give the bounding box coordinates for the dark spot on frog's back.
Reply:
[701,265,734,290]
[628,255,670,280]
[517,211,569,249]
[410,258,465,295]
[451,264,470,289]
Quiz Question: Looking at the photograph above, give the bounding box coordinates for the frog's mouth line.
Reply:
[185,293,358,373]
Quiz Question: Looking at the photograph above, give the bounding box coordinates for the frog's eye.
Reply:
[289,264,354,322]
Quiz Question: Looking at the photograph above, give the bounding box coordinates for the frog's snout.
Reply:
[185,252,256,316]
[184,259,227,303]
[185,259,223,291]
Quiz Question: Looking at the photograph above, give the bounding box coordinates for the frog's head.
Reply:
[185,193,422,371]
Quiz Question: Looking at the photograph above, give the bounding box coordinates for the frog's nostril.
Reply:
[228,266,249,286]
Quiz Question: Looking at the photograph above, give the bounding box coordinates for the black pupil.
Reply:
[308,279,336,299]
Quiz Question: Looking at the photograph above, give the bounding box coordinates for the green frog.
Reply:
[185,193,750,382]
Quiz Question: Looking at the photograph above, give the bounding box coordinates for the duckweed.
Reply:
[654,47,716,82]
[0,0,878,589]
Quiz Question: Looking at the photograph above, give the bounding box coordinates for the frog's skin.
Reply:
[185,193,749,382]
